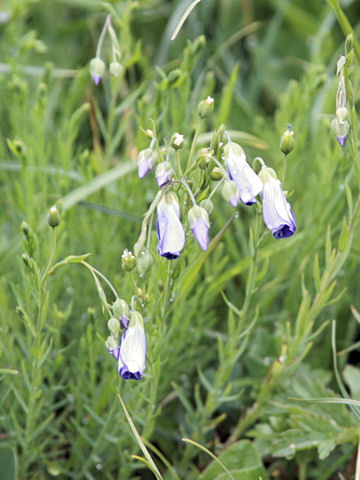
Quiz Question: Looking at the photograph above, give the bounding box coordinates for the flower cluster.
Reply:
[106,299,146,380]
[89,14,123,85]
[133,123,296,265]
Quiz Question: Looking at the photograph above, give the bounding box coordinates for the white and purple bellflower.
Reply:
[156,191,185,259]
[223,142,263,205]
[108,311,146,380]
[258,166,296,239]
[89,57,105,85]
[188,205,210,251]
[137,148,157,179]
[155,161,173,187]
[222,180,241,208]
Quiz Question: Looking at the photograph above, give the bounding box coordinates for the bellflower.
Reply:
[223,142,263,205]
[258,166,296,239]
[89,57,105,85]
[156,191,185,259]
[222,180,240,207]
[116,312,146,380]
[137,148,157,179]
[188,206,210,251]
[155,161,173,187]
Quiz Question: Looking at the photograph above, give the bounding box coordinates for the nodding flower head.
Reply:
[156,191,185,259]
[222,180,240,207]
[188,205,210,251]
[259,166,296,239]
[223,142,263,205]
[89,57,105,85]
[155,161,173,187]
[137,148,157,179]
[115,311,146,381]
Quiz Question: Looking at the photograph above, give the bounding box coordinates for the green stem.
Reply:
[95,14,111,58]
[40,227,57,288]
[185,121,203,173]
[81,261,119,301]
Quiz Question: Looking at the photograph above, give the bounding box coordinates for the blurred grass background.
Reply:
[1,0,360,479]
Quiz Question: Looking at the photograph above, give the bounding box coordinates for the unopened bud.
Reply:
[105,335,119,351]
[48,205,60,228]
[137,148,158,179]
[280,126,295,155]
[112,298,130,321]
[121,249,136,271]
[345,34,354,57]
[155,161,173,187]
[170,132,184,150]
[210,166,223,180]
[136,251,153,277]
[222,180,240,207]
[197,96,214,119]
[331,117,349,147]
[89,57,105,85]
[200,199,214,215]
[107,317,121,337]
[109,61,123,77]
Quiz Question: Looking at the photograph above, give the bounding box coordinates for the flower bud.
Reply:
[137,148,157,179]
[188,205,210,251]
[107,317,121,337]
[345,34,354,57]
[105,335,119,351]
[331,117,349,147]
[155,161,173,187]
[336,106,348,122]
[89,57,105,85]
[121,249,136,271]
[170,132,184,150]
[200,198,214,215]
[210,166,223,180]
[136,251,154,278]
[109,61,123,77]
[222,180,240,207]
[280,126,295,155]
[112,298,129,324]
[197,96,214,119]
[48,205,60,228]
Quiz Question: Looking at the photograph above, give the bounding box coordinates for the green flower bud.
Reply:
[121,249,136,271]
[107,316,121,337]
[210,166,223,180]
[105,335,119,351]
[112,298,130,319]
[170,132,184,150]
[200,198,214,215]
[336,106,348,122]
[197,96,214,119]
[222,180,240,207]
[280,126,295,155]
[48,205,60,228]
[197,148,211,169]
[21,221,37,257]
[136,251,153,278]
[168,69,182,86]
[345,34,353,57]
[109,61,123,77]
[89,57,105,85]
[129,310,144,328]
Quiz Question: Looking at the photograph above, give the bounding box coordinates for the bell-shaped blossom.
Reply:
[137,148,157,179]
[155,161,173,187]
[116,312,146,380]
[156,191,185,259]
[259,166,296,239]
[188,206,210,251]
[223,142,263,205]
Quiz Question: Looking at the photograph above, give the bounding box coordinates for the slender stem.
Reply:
[180,179,197,205]
[161,262,173,318]
[282,154,288,185]
[175,150,183,177]
[40,227,57,287]
[185,121,203,173]
[95,14,111,58]
[81,261,119,301]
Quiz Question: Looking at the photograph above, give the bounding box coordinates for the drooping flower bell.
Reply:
[137,148,157,179]
[222,180,240,207]
[188,205,210,251]
[223,142,263,205]
[258,166,296,239]
[156,191,185,259]
[109,311,146,380]
[332,56,350,148]
[155,161,173,187]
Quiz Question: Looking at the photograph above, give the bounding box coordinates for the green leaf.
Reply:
[343,365,360,401]
[0,447,17,480]
[198,441,269,480]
